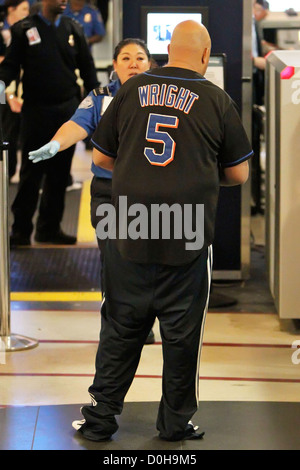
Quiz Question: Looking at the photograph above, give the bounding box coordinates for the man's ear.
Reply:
[202,47,210,65]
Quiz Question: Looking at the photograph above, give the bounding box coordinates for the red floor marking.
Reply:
[39,340,99,344]
[0,372,299,383]
[37,339,294,349]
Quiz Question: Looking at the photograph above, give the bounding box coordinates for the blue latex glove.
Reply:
[28,140,61,163]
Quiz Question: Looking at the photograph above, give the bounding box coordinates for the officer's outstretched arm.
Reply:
[28,121,88,163]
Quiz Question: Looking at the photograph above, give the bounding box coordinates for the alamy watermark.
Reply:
[95,196,205,251]
[291,340,300,365]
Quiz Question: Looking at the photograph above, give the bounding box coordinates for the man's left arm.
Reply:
[218,101,253,186]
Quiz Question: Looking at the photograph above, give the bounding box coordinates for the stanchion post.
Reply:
[0,90,38,352]
[0,142,11,338]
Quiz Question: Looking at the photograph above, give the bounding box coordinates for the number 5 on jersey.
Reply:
[144,113,179,166]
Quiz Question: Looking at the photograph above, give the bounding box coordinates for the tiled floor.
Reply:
[1,145,300,450]
[2,309,300,406]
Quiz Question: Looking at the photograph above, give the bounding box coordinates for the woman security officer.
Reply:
[0,0,99,246]
[27,38,156,344]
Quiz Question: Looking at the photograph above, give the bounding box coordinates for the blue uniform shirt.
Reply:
[38,11,62,27]
[63,4,105,40]
[2,19,10,30]
[70,79,121,179]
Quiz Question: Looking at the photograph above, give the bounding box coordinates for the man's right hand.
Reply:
[28,141,61,163]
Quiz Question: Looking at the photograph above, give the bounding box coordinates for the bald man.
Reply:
[72,20,253,442]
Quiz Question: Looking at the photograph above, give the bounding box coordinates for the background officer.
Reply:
[63,0,105,48]
[0,0,99,246]
[0,0,30,181]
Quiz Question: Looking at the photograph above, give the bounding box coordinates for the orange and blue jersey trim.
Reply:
[221,150,254,167]
[91,140,117,158]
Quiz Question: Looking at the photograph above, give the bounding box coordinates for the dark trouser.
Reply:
[11,98,79,237]
[2,103,21,180]
[90,176,112,293]
[80,239,212,441]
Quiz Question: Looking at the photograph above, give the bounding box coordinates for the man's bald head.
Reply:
[167,20,211,75]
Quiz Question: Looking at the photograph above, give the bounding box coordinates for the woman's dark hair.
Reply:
[113,38,151,61]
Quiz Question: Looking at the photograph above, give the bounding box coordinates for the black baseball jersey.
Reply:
[0,14,98,105]
[92,66,253,266]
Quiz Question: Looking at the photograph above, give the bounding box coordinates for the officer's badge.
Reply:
[26,27,41,45]
[68,34,75,46]
[84,13,92,23]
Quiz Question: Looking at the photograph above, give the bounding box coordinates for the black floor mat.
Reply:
[10,247,101,292]
[1,401,300,450]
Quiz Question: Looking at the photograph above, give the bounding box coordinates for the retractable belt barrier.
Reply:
[0,123,38,352]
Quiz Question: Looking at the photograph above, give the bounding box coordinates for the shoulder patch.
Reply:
[93,86,112,97]
[78,95,94,109]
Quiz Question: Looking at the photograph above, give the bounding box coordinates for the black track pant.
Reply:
[80,239,212,441]
[90,175,112,292]
[90,175,112,255]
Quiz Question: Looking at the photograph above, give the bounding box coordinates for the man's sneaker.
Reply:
[10,232,31,248]
[66,181,82,192]
[72,416,113,442]
[34,229,77,245]
[183,422,205,440]
[159,421,205,441]
[72,418,86,431]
